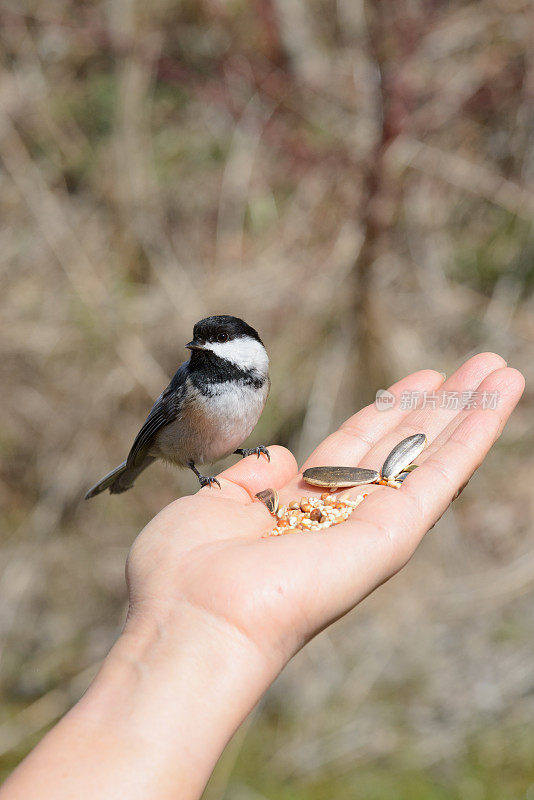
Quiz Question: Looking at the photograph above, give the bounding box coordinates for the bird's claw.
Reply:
[199,475,221,489]
[236,446,270,462]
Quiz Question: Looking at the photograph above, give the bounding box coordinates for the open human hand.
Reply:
[126,352,524,673]
[3,353,525,800]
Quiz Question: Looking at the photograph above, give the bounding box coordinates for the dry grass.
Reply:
[1,0,534,795]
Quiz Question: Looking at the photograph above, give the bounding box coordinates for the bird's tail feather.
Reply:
[84,457,156,499]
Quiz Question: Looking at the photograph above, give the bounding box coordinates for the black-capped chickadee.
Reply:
[85,315,270,499]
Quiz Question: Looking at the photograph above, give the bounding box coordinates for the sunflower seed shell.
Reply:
[303,466,380,489]
[381,433,427,480]
[255,488,279,515]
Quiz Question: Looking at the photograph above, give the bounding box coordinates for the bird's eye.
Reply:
[217,332,229,343]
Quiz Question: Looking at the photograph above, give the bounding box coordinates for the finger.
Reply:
[399,367,525,519]
[416,365,520,466]
[200,445,297,504]
[300,369,445,473]
[150,446,298,547]
[357,352,507,474]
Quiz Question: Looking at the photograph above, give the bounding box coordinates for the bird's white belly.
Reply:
[154,381,268,466]
[198,384,267,463]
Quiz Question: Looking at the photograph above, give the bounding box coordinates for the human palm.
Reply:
[126,353,524,671]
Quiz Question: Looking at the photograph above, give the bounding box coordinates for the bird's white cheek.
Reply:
[207,338,269,373]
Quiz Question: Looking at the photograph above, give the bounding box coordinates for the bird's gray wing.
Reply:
[126,362,188,468]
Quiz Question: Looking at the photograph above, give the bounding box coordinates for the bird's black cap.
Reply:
[192,315,263,345]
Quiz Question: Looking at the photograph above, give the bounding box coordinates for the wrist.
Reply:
[2,601,280,800]
[73,601,277,799]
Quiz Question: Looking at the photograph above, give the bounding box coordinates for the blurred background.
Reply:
[1,0,534,796]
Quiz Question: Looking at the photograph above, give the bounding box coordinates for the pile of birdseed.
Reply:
[266,492,366,536]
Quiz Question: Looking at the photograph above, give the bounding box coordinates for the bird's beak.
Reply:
[186,339,205,351]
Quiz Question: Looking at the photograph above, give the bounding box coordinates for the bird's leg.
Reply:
[188,461,221,489]
[234,446,270,462]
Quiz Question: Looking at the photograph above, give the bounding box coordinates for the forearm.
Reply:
[0,604,276,800]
